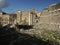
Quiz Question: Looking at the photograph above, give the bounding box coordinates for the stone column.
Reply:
[29,12,33,25]
[16,11,22,25]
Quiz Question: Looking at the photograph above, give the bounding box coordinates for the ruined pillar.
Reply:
[29,11,33,25]
[16,11,22,25]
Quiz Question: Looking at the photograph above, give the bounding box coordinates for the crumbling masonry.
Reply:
[0,3,60,30]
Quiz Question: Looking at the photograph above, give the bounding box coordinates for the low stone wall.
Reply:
[35,23,60,31]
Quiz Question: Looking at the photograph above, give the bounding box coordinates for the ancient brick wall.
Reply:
[37,3,60,30]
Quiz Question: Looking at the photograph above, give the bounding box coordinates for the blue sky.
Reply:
[2,0,60,13]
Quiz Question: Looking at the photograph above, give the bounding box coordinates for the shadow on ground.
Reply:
[16,25,33,30]
[0,25,59,45]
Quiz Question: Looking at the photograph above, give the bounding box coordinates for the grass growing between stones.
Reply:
[35,29,60,45]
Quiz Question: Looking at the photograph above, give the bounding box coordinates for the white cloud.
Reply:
[0,0,8,8]
[0,0,3,1]
[0,0,4,2]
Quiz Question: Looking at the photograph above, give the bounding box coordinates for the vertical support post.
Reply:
[29,11,31,25]
[16,11,22,25]
[29,11,33,25]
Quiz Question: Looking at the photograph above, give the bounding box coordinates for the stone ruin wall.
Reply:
[37,3,60,30]
[0,3,60,31]
[16,9,38,25]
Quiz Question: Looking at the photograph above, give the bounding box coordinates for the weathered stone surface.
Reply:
[0,3,60,30]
